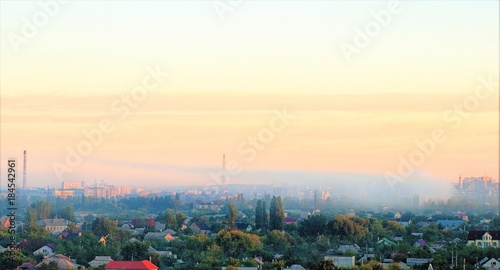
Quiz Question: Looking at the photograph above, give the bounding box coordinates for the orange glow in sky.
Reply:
[1,1,498,188]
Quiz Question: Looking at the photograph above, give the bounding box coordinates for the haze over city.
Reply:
[1,1,498,191]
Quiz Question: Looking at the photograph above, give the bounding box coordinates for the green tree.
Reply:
[265,230,289,253]
[0,249,25,270]
[269,196,284,231]
[227,203,238,228]
[92,217,117,237]
[176,212,187,230]
[298,214,327,237]
[165,210,178,230]
[215,229,262,258]
[39,261,59,270]
[255,200,264,230]
[57,205,75,222]
[311,259,340,270]
[121,241,149,261]
[272,259,286,270]
[197,244,223,270]
[26,200,52,225]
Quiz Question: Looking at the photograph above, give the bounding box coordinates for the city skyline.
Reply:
[1,1,498,189]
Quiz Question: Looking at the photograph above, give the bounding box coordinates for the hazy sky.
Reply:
[1,1,498,189]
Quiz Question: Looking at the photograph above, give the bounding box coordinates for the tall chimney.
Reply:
[23,150,27,190]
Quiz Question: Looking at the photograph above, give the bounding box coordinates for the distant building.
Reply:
[62,181,84,189]
[55,189,84,198]
[193,203,224,211]
[456,175,499,204]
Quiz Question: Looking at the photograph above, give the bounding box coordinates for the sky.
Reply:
[0,1,498,190]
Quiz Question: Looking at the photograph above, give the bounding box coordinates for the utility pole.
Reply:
[452,251,454,268]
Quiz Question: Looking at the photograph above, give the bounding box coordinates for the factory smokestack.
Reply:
[23,150,27,190]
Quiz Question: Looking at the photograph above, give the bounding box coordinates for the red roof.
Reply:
[105,260,158,270]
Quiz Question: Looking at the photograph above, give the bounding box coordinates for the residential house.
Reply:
[382,262,410,270]
[411,233,424,238]
[431,241,447,249]
[236,222,252,232]
[99,236,108,245]
[36,219,70,233]
[57,230,81,240]
[478,257,500,269]
[222,266,260,270]
[0,246,6,253]
[144,231,177,241]
[436,220,464,230]
[148,247,177,258]
[392,236,404,242]
[467,231,500,248]
[16,263,37,270]
[416,222,431,228]
[406,258,432,267]
[193,203,224,211]
[377,238,397,246]
[105,260,159,270]
[284,217,298,225]
[119,224,145,235]
[285,265,306,270]
[414,239,428,248]
[190,221,211,234]
[154,222,165,231]
[357,254,376,264]
[36,254,81,269]
[0,216,11,228]
[33,243,56,256]
[337,244,360,254]
[324,256,355,268]
[88,256,113,267]
[16,239,28,249]
[397,219,411,227]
